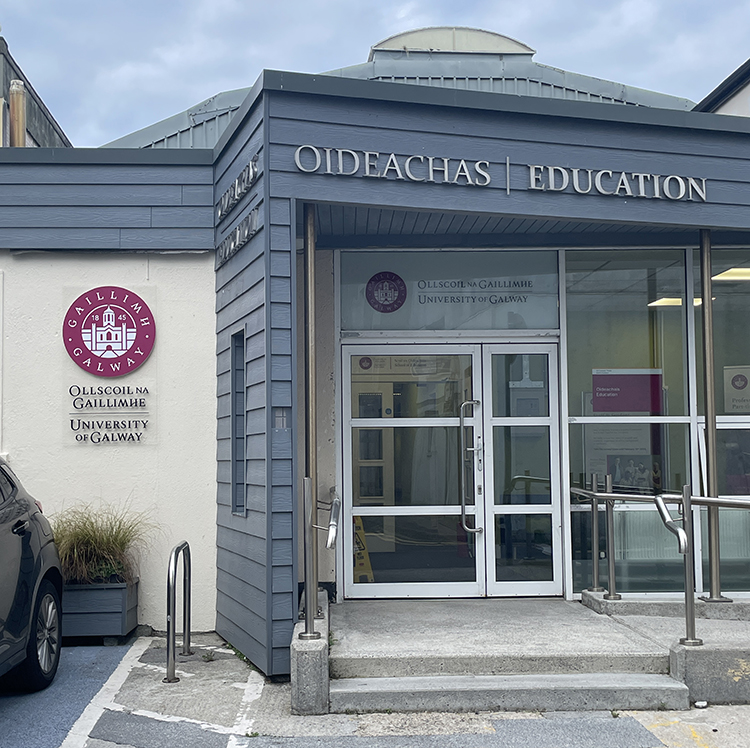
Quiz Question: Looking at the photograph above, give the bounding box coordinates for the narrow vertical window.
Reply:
[231,331,246,514]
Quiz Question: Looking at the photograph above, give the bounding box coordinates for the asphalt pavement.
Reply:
[0,642,128,748]
[2,633,750,748]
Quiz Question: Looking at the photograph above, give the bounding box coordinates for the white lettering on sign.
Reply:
[217,155,259,223]
[528,165,707,202]
[294,145,492,187]
[216,207,260,268]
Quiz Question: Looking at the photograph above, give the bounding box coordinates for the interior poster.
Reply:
[582,392,658,491]
[591,369,663,414]
[724,365,750,414]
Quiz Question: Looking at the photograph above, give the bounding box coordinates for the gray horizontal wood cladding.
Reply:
[215,103,297,677]
[265,92,750,233]
[0,160,213,251]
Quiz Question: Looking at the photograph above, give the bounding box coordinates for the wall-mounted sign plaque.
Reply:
[63,286,155,377]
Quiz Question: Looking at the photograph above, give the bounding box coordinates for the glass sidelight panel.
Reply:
[493,427,551,504]
[353,514,477,584]
[352,427,468,507]
[495,514,554,582]
[351,354,473,418]
[566,250,688,417]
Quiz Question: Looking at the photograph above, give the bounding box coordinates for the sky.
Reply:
[2,0,749,147]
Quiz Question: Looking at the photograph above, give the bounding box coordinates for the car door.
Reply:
[0,468,33,667]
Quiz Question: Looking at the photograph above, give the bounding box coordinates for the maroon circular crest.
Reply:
[365,271,407,313]
[732,374,749,391]
[63,286,155,377]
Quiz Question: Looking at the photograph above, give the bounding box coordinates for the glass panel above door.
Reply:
[351,354,473,417]
[341,250,559,331]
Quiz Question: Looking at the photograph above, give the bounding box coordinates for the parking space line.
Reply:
[58,637,152,748]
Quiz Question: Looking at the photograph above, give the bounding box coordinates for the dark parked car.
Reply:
[0,459,62,690]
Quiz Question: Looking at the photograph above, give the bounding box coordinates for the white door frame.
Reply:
[341,342,563,598]
[482,343,563,596]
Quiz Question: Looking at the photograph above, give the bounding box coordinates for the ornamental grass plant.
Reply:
[51,504,152,585]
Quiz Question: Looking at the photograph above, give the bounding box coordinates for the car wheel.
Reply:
[15,580,61,691]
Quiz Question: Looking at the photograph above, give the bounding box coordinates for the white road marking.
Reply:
[59,636,152,748]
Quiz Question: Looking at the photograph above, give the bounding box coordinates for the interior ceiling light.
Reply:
[648,297,682,307]
[712,268,750,281]
[648,298,708,307]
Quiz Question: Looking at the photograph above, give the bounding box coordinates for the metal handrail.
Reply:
[653,496,688,555]
[164,541,192,683]
[570,477,730,646]
[299,484,341,640]
[326,489,341,551]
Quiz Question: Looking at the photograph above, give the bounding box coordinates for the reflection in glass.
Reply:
[359,430,382,461]
[700,507,750,591]
[358,394,382,418]
[359,466,383,498]
[353,515,476,583]
[717,430,750,495]
[493,427,551,504]
[492,354,549,417]
[495,515,553,581]
[571,507,684,593]
[568,423,689,496]
[351,355,472,418]
[352,427,468,506]
[694,249,750,416]
[566,250,687,416]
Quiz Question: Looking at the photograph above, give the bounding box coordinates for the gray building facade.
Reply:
[3,29,750,676]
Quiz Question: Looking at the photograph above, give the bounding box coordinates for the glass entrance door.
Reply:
[343,344,561,597]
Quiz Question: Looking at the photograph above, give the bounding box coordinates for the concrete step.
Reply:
[329,651,670,679]
[329,672,690,713]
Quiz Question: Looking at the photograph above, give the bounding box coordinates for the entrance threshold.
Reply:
[327,598,691,712]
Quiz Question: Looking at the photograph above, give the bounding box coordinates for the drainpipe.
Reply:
[9,80,26,147]
[700,228,730,602]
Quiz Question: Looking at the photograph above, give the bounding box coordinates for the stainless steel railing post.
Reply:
[603,473,621,601]
[588,473,604,592]
[164,541,192,683]
[681,485,703,646]
[700,228,729,603]
[299,477,320,640]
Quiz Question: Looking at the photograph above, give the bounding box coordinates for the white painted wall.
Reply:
[0,249,218,631]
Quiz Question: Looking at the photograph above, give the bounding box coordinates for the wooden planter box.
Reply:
[62,579,138,637]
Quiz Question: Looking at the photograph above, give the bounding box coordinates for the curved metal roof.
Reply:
[326,26,693,111]
[104,26,693,149]
[370,27,536,57]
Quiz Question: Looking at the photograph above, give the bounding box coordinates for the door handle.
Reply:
[459,400,483,535]
[12,519,29,536]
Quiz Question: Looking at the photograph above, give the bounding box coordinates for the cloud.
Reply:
[3,0,750,145]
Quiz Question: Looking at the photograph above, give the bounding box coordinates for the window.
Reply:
[231,331,246,514]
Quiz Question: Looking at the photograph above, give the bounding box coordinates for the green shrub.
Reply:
[51,504,152,584]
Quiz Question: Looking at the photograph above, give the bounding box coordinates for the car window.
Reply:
[0,468,16,503]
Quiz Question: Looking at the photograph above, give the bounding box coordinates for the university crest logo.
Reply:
[365,271,407,313]
[63,286,155,377]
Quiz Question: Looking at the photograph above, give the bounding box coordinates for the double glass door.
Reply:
[343,343,562,597]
